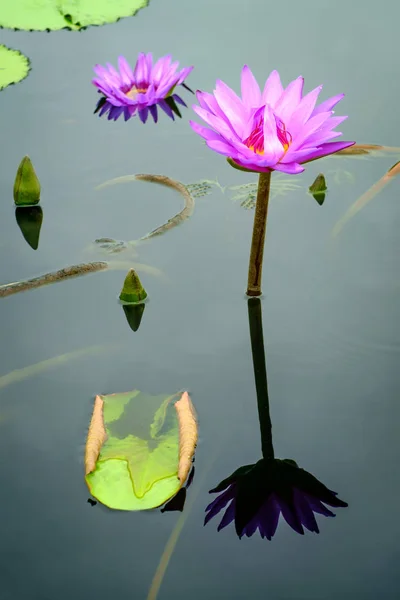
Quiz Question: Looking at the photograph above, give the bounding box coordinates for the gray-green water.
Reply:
[1,1,399,598]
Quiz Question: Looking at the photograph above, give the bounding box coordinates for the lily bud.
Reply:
[119,268,147,303]
[13,156,41,206]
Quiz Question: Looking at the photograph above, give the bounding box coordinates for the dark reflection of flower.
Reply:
[205,298,348,539]
[205,458,347,539]
[92,53,193,123]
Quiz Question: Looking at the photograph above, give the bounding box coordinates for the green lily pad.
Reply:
[0,0,148,31]
[60,0,148,28]
[86,390,183,510]
[0,1,72,31]
[0,46,30,90]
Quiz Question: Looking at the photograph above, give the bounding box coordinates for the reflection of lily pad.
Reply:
[85,390,197,510]
[0,0,148,31]
[0,46,30,90]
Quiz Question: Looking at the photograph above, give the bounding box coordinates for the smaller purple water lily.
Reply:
[205,459,348,540]
[92,53,194,123]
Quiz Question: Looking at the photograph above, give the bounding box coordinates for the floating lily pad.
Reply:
[59,0,148,28]
[0,45,30,90]
[0,0,148,31]
[85,390,197,510]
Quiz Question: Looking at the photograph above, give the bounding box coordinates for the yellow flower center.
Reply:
[244,109,292,158]
[125,85,148,99]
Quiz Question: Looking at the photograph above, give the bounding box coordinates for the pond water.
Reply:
[1,1,400,598]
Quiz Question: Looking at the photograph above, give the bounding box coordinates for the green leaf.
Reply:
[0,1,72,31]
[59,0,148,28]
[150,394,175,439]
[0,0,148,31]
[86,390,184,510]
[0,45,30,90]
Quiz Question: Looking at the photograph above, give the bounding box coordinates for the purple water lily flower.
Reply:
[190,66,354,174]
[93,53,193,123]
[205,459,348,540]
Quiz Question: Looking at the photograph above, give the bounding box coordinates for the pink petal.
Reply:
[282,146,320,163]
[275,76,304,122]
[144,53,153,79]
[287,85,323,136]
[168,60,180,76]
[92,78,112,95]
[312,93,344,116]
[190,120,230,145]
[197,91,224,116]
[263,104,285,164]
[241,65,261,107]
[192,105,240,143]
[305,129,343,145]
[177,66,194,84]
[304,116,347,146]
[152,55,171,85]
[230,157,272,173]
[214,79,248,137]
[118,56,133,87]
[206,139,236,156]
[301,140,355,162]
[274,161,305,174]
[262,70,283,107]
[133,52,147,84]
[105,62,119,79]
[290,111,333,150]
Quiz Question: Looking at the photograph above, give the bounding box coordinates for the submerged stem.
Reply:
[246,171,272,297]
[247,298,274,460]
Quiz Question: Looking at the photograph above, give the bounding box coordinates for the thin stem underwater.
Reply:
[246,171,272,297]
[247,298,274,460]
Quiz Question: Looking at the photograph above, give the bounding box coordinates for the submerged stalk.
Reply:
[247,298,274,460]
[246,171,272,297]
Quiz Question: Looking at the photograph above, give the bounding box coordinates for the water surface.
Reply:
[0,1,399,598]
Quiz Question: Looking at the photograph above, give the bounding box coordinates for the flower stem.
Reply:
[246,171,272,297]
[247,297,274,460]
